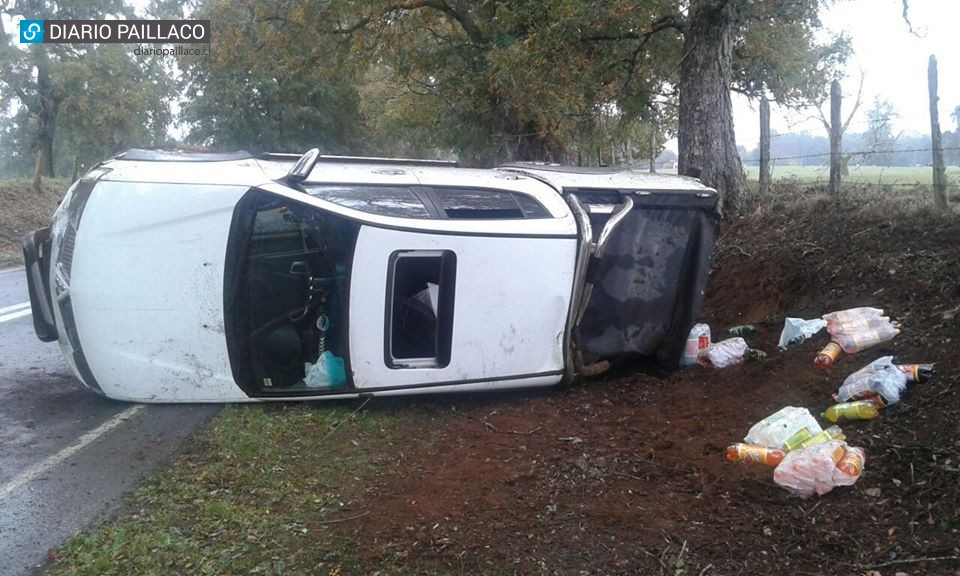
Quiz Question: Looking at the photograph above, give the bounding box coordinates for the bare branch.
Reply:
[840,70,865,134]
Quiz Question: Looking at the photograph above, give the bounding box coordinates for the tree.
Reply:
[678,0,848,211]
[862,97,900,166]
[178,0,365,154]
[0,0,136,177]
[178,0,845,210]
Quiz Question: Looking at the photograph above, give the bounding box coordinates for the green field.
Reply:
[744,165,960,187]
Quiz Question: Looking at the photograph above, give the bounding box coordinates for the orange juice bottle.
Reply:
[726,443,785,466]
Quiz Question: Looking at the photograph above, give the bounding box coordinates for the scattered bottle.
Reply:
[782,428,814,452]
[680,323,712,367]
[744,348,768,362]
[833,376,876,403]
[814,342,844,368]
[728,324,757,337]
[831,324,900,354]
[796,425,846,449]
[897,363,935,383]
[833,444,865,477]
[823,400,881,423]
[726,443,785,466]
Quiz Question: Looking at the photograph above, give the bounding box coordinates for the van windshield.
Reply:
[225,189,359,396]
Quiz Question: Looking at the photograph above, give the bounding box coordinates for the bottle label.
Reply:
[698,335,710,351]
[821,342,842,361]
[896,364,919,382]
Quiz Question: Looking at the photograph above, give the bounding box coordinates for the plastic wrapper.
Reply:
[680,323,711,367]
[773,440,865,498]
[744,406,823,450]
[304,351,347,389]
[828,316,895,336]
[697,337,747,369]
[868,365,908,405]
[778,317,827,349]
[833,324,899,353]
[822,307,884,325]
[837,356,895,401]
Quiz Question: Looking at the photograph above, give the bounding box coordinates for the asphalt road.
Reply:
[0,266,220,576]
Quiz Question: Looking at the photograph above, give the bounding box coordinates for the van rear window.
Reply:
[430,187,551,219]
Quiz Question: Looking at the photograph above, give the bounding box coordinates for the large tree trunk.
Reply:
[677,0,744,213]
[36,62,58,178]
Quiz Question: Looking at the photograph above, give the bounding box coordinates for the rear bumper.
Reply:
[21,227,58,342]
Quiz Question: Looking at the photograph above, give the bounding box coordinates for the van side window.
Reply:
[305,185,431,218]
[430,187,549,219]
[387,250,456,368]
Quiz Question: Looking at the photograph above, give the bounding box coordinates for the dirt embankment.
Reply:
[332,188,960,575]
[0,179,67,268]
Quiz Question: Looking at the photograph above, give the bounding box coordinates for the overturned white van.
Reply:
[23,149,719,402]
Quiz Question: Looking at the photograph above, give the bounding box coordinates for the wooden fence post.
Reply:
[759,98,772,196]
[928,55,948,209]
[829,79,842,197]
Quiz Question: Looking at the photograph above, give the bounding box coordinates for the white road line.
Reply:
[0,267,22,276]
[0,301,31,315]
[0,405,146,500]
[0,308,32,324]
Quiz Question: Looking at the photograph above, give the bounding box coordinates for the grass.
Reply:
[50,403,433,576]
[744,164,960,187]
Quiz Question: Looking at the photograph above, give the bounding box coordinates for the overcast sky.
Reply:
[731,0,960,149]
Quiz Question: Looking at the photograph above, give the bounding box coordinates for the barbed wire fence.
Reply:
[740,145,960,190]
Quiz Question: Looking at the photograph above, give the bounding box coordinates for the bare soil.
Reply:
[0,179,66,268]
[330,190,960,575]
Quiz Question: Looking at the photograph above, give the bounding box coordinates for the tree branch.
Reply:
[580,14,686,43]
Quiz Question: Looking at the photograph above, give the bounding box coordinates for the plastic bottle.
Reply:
[726,443,785,466]
[744,348,768,362]
[827,316,894,336]
[796,425,846,449]
[814,342,843,368]
[834,444,865,477]
[831,324,900,353]
[823,400,881,423]
[728,325,757,337]
[897,363,935,383]
[680,323,711,367]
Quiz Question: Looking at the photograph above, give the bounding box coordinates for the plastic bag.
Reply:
[744,406,823,450]
[822,307,884,325]
[868,365,908,406]
[833,323,900,353]
[304,351,347,389]
[836,356,895,401]
[778,317,827,350]
[680,323,712,367]
[698,337,747,368]
[773,440,865,498]
[828,316,894,336]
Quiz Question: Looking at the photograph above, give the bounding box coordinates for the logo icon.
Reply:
[20,20,44,43]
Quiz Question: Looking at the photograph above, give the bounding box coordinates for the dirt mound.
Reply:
[0,179,66,268]
[330,191,960,574]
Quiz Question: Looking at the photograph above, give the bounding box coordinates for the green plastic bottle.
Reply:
[823,400,880,423]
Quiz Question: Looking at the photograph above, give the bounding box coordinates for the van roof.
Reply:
[499,162,717,194]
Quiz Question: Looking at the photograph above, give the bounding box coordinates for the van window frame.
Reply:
[383,249,457,369]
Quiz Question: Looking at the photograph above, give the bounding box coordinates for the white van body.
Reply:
[23,151,719,403]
